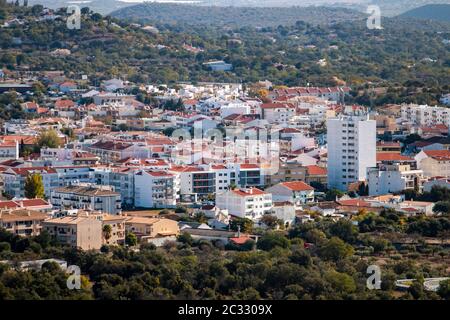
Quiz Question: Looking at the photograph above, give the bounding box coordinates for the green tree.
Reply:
[177,232,193,246]
[37,130,61,149]
[437,279,450,300]
[257,232,290,251]
[408,280,424,300]
[325,189,344,201]
[260,214,282,229]
[24,173,45,199]
[194,212,208,224]
[102,225,112,242]
[319,237,354,261]
[289,248,312,266]
[0,242,10,252]
[325,271,356,294]
[329,220,359,243]
[125,232,137,247]
[229,217,253,233]
[433,201,450,214]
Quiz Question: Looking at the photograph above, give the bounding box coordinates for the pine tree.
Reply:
[24,173,45,199]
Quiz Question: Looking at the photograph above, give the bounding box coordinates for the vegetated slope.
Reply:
[399,4,450,22]
[110,3,365,27]
[1,2,449,102]
[27,0,135,15]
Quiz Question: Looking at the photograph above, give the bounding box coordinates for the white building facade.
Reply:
[215,188,273,221]
[134,170,177,208]
[327,114,376,191]
[367,164,424,196]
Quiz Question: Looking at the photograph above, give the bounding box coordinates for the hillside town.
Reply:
[0,66,449,251]
[0,1,449,302]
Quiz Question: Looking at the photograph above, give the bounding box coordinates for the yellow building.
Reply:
[125,217,179,241]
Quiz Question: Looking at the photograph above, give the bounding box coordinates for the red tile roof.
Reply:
[337,199,370,207]
[10,167,57,176]
[376,152,413,162]
[424,150,450,161]
[55,99,75,109]
[232,188,266,197]
[306,165,327,176]
[0,135,37,145]
[261,103,294,109]
[229,236,252,245]
[147,171,173,177]
[169,165,202,172]
[280,181,314,191]
[0,201,18,209]
[0,199,51,209]
[240,164,259,169]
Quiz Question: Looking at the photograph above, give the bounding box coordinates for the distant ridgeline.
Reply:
[399,4,450,23]
[110,3,366,27]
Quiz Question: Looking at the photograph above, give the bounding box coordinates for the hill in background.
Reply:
[110,3,365,27]
[27,0,450,16]
[399,4,450,22]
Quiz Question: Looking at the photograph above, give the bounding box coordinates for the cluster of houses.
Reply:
[1,62,450,250]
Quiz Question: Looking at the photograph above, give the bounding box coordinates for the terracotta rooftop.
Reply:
[280,181,314,191]
[424,150,450,161]
[376,152,413,162]
[232,188,266,197]
[306,165,327,176]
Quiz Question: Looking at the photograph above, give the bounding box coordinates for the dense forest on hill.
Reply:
[0,2,449,105]
[110,4,365,28]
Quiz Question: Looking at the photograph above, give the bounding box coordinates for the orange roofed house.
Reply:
[266,181,315,207]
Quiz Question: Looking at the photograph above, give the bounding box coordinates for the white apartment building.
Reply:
[368,164,424,196]
[327,114,376,191]
[260,103,296,124]
[0,140,18,160]
[220,102,252,118]
[93,167,135,206]
[215,187,273,221]
[50,185,122,215]
[400,104,450,127]
[134,170,177,208]
[168,163,263,202]
[1,166,95,198]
